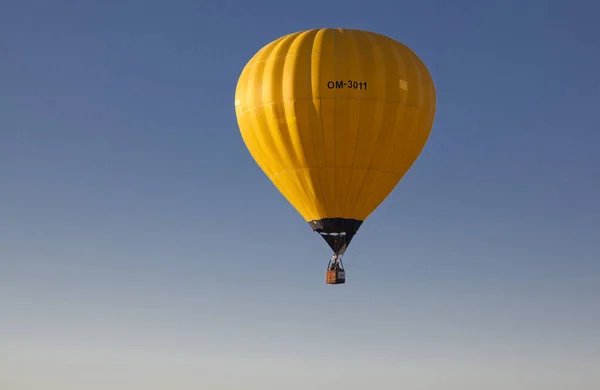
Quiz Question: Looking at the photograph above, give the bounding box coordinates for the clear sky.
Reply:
[1,0,599,389]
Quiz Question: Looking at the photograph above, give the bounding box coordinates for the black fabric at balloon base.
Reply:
[308,218,363,255]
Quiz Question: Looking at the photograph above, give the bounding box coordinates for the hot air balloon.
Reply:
[234,28,436,285]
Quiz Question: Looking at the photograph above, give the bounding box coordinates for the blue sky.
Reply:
[1,0,599,388]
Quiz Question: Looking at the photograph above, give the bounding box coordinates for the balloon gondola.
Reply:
[234,28,436,285]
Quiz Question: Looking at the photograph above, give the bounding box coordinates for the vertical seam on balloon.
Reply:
[376,38,402,176]
[294,31,318,221]
[341,31,353,220]
[339,30,351,220]
[284,34,315,219]
[302,29,322,221]
[241,68,271,176]
[332,28,337,218]
[281,34,308,218]
[274,35,299,171]
[317,30,330,216]
[376,38,405,175]
[382,41,410,174]
[303,31,326,221]
[263,40,285,175]
[368,38,401,217]
[341,29,363,218]
[345,33,374,219]
[279,35,303,218]
[311,30,327,220]
[357,33,389,217]
[248,44,277,177]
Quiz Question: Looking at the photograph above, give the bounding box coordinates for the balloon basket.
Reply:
[325,256,346,285]
[326,269,346,284]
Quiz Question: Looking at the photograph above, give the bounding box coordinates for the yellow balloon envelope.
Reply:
[234,28,436,257]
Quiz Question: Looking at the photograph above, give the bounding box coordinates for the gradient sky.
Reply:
[1,0,599,389]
